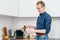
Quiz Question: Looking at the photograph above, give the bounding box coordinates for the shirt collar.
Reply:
[41,10,45,14]
[40,11,46,15]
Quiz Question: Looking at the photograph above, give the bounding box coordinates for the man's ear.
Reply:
[43,7,45,9]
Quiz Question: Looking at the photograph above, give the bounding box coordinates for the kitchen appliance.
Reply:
[16,30,23,39]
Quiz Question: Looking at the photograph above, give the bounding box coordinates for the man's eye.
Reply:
[37,8,40,9]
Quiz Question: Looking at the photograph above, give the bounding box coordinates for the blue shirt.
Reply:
[36,11,52,34]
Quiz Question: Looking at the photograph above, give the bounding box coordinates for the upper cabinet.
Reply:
[19,0,60,17]
[19,0,39,17]
[0,0,60,17]
[0,0,18,16]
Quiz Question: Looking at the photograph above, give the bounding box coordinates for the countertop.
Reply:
[10,38,60,40]
[11,39,36,40]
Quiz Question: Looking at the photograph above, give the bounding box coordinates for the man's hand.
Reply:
[28,25,33,28]
[29,28,36,34]
[27,25,36,29]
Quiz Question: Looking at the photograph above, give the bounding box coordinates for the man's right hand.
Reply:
[27,25,36,29]
[28,25,33,28]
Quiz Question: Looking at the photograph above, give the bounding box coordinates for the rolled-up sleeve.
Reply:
[45,16,52,34]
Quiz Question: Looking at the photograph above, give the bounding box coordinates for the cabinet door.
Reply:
[0,0,18,16]
[19,0,39,17]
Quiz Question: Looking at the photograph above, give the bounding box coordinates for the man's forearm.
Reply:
[32,26,36,29]
[35,29,46,33]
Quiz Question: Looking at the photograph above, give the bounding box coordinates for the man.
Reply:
[28,1,52,40]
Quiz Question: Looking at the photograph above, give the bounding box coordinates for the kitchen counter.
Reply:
[10,38,60,40]
[2,36,60,40]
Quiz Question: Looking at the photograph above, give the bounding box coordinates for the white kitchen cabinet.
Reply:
[0,0,18,16]
[19,0,39,17]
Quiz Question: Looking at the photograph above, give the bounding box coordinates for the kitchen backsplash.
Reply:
[0,17,60,39]
[12,17,60,38]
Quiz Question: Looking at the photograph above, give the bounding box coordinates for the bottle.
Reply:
[27,35,30,40]
[23,25,27,38]
[24,25,26,32]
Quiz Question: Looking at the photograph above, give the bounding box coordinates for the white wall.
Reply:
[12,17,60,38]
[12,17,37,30]
[0,17,60,38]
[0,16,14,39]
[49,18,60,38]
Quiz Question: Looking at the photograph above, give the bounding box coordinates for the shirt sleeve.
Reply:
[45,16,52,34]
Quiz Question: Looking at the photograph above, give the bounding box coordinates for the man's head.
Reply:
[36,1,45,13]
